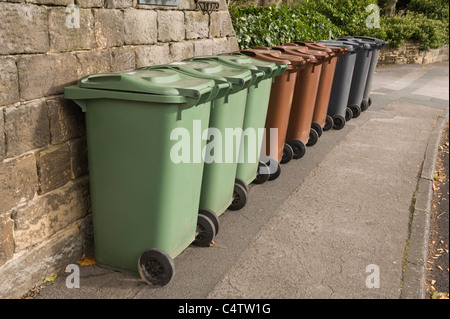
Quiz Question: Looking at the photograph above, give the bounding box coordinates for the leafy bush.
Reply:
[408,0,449,21]
[229,4,343,49]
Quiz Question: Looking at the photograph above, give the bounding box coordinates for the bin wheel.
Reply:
[368,97,372,107]
[349,104,361,118]
[288,139,306,159]
[323,115,333,131]
[361,99,369,111]
[345,107,353,121]
[332,115,346,130]
[193,214,216,247]
[267,159,281,181]
[253,161,270,184]
[199,208,220,236]
[306,128,319,147]
[138,249,175,286]
[235,177,249,193]
[229,183,248,211]
[281,143,294,164]
[311,122,323,137]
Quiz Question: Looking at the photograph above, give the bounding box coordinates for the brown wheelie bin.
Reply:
[239,49,305,181]
[288,42,348,134]
[261,45,328,158]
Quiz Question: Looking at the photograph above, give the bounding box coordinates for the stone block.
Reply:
[47,97,85,145]
[0,213,14,267]
[213,37,230,55]
[105,0,132,8]
[111,46,136,72]
[69,137,88,179]
[0,153,38,213]
[3,100,50,158]
[0,57,20,107]
[220,10,235,37]
[35,143,72,195]
[12,177,90,252]
[170,41,194,62]
[0,3,49,55]
[75,50,111,78]
[0,223,83,299]
[193,39,215,57]
[124,8,157,45]
[17,53,79,101]
[135,44,171,68]
[157,10,185,42]
[94,9,125,49]
[76,0,103,7]
[185,11,209,40]
[27,0,74,4]
[48,7,95,52]
[209,11,221,38]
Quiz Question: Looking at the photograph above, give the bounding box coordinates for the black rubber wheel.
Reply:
[267,159,281,181]
[345,107,353,121]
[332,114,346,130]
[306,128,319,147]
[228,183,248,211]
[235,177,249,193]
[288,139,306,159]
[138,249,175,286]
[253,161,270,184]
[349,104,361,118]
[368,97,372,107]
[193,214,216,247]
[198,208,219,236]
[281,143,293,164]
[323,115,333,131]
[311,122,323,137]
[361,99,369,111]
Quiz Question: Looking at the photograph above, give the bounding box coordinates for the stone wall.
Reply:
[0,0,238,298]
[378,40,449,65]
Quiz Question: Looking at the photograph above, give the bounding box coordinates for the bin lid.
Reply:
[290,41,347,57]
[337,37,380,49]
[78,69,218,98]
[270,45,328,64]
[318,40,363,54]
[239,49,305,69]
[189,54,284,80]
[161,60,254,94]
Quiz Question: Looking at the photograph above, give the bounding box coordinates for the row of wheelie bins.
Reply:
[63,36,386,286]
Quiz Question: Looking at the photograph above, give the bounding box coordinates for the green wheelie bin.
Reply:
[188,54,287,186]
[64,68,225,286]
[140,61,253,241]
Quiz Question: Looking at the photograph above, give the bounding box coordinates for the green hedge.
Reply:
[229,1,449,51]
[229,5,343,49]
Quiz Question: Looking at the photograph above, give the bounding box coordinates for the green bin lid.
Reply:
[189,54,285,80]
[142,61,253,95]
[64,68,219,111]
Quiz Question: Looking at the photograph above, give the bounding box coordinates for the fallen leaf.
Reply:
[431,291,449,299]
[43,273,57,283]
[77,254,97,267]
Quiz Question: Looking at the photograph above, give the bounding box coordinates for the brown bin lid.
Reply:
[291,41,348,57]
[271,45,330,64]
[240,49,305,70]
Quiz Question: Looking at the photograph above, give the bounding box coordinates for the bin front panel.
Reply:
[86,98,211,273]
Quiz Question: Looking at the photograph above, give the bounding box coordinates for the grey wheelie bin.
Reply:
[187,54,287,187]
[64,69,223,286]
[339,36,387,109]
[140,60,253,242]
[318,40,359,130]
[337,37,374,118]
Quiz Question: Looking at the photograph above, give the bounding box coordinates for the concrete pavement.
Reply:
[34,61,449,300]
